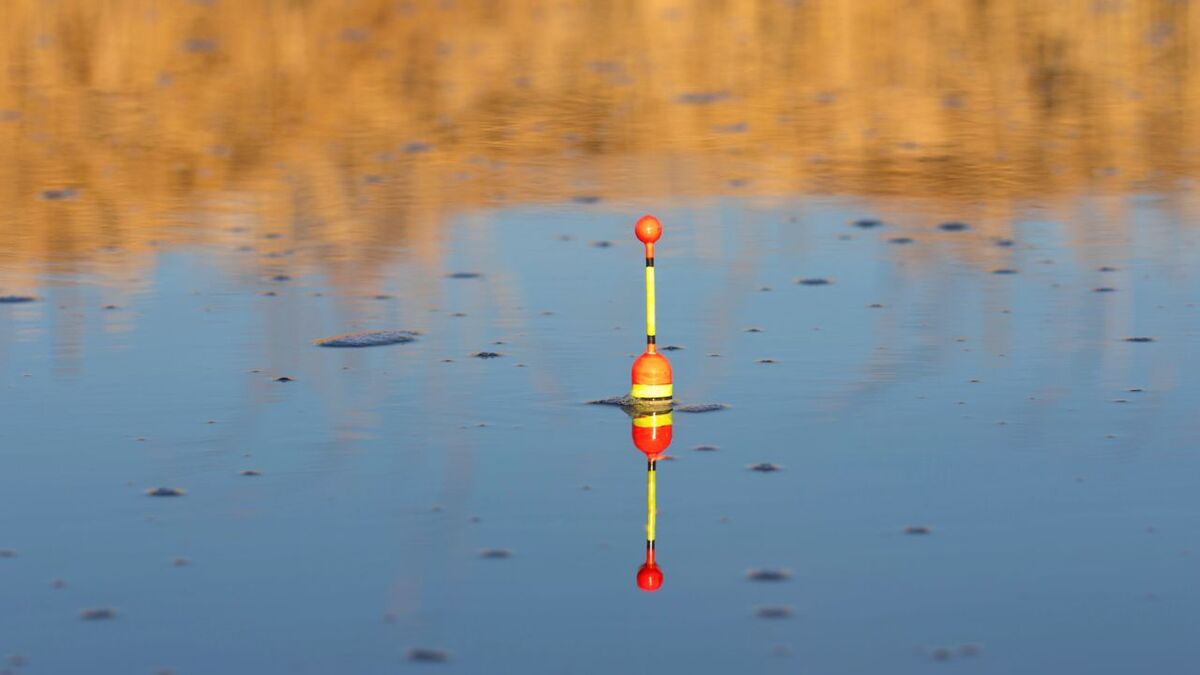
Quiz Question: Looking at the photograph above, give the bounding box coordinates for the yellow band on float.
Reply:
[630,383,673,400]
[645,266,656,338]
[632,411,674,427]
[646,465,657,543]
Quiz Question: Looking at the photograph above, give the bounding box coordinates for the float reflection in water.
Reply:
[631,407,673,593]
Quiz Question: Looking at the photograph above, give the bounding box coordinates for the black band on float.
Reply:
[646,335,655,345]
[645,257,654,267]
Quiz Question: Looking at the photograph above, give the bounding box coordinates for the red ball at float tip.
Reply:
[634,215,662,244]
[637,563,664,592]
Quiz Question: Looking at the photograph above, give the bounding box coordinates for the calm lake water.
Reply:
[3,2,1200,674]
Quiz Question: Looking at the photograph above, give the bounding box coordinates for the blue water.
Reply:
[3,195,1199,673]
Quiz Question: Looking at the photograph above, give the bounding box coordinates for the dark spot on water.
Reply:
[677,403,729,413]
[1124,337,1155,343]
[745,327,763,333]
[796,277,832,286]
[994,238,1015,247]
[938,222,969,232]
[590,240,613,248]
[1099,266,1119,272]
[472,351,503,359]
[754,606,793,619]
[182,37,218,53]
[540,310,555,316]
[480,548,513,559]
[102,304,119,310]
[240,469,262,476]
[930,647,953,661]
[51,579,67,589]
[904,525,932,535]
[260,291,277,297]
[41,187,78,201]
[992,268,1018,275]
[852,218,883,229]
[748,463,782,473]
[713,122,748,134]
[363,174,384,184]
[747,568,791,582]
[0,549,16,558]
[447,272,482,279]
[676,90,730,105]
[274,376,295,382]
[270,275,291,282]
[869,303,884,308]
[572,195,601,204]
[1111,399,1129,404]
[146,487,184,497]
[692,445,719,452]
[0,296,36,304]
[407,648,451,663]
[7,655,27,668]
[1128,388,1145,393]
[756,358,777,364]
[173,557,190,567]
[451,312,467,317]
[1094,287,1116,293]
[80,608,117,621]
[315,330,418,348]
[728,178,750,187]
[759,286,772,292]
[959,643,983,657]
[888,237,915,244]
[661,345,685,351]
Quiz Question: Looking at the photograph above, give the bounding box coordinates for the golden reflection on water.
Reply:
[1,0,1198,284]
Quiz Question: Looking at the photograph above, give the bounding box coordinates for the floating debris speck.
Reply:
[747,568,792,582]
[904,525,932,535]
[472,351,504,359]
[748,463,783,473]
[754,606,793,619]
[796,277,832,286]
[407,648,451,663]
[938,222,969,232]
[447,272,483,279]
[80,608,117,621]
[479,548,513,559]
[146,487,185,497]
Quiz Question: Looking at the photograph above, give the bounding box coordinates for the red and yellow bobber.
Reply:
[632,408,672,592]
[631,215,673,405]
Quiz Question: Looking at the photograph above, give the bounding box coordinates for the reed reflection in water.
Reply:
[1,0,1198,293]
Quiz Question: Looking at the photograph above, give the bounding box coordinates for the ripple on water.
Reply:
[0,295,37,304]
[314,330,419,348]
[676,403,729,413]
[938,222,970,232]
